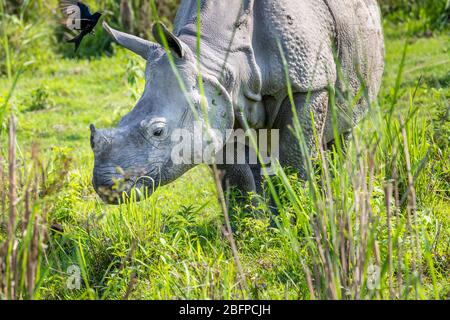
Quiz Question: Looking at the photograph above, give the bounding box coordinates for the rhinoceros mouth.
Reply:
[94,178,132,204]
[132,175,160,194]
[93,161,165,204]
[95,181,150,205]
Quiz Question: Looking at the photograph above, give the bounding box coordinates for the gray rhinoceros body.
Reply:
[91,0,384,203]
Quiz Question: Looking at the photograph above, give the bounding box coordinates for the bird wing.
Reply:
[59,0,78,15]
[59,0,92,18]
[60,0,80,30]
[76,1,93,18]
[59,0,93,31]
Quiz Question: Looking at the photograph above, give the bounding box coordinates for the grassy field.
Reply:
[0,2,449,300]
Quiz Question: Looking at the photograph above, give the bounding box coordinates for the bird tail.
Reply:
[67,34,82,52]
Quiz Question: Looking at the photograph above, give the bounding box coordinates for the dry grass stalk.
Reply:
[123,272,137,300]
[304,266,316,300]
[339,217,348,289]
[120,238,138,299]
[353,137,366,299]
[400,116,421,294]
[391,150,403,298]
[211,164,248,295]
[311,214,338,300]
[0,156,5,220]
[27,213,39,298]
[7,115,16,250]
[6,115,17,299]
[384,182,394,298]
[0,116,49,299]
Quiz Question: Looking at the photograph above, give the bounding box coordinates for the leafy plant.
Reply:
[380,0,449,35]
[24,86,55,112]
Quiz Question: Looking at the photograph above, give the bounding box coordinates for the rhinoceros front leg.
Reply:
[216,163,257,196]
[214,142,264,208]
[274,90,329,177]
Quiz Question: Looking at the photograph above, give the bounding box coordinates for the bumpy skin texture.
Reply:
[92,0,384,204]
[177,0,384,197]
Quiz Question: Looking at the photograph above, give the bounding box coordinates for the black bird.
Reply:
[60,0,102,52]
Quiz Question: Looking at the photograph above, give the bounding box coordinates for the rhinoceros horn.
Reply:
[89,124,112,156]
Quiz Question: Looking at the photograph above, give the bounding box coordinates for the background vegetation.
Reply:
[0,0,449,299]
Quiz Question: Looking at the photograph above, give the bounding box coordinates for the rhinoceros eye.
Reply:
[141,118,168,140]
[150,123,167,139]
[153,128,164,137]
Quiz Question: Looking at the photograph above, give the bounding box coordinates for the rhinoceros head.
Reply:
[91,22,234,204]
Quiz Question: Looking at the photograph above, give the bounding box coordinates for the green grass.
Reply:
[1,15,449,299]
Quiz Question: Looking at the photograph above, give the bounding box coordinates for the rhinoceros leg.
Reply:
[215,142,264,208]
[274,90,329,177]
[217,163,255,191]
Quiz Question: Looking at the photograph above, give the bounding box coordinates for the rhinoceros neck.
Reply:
[173,0,253,48]
[173,0,261,95]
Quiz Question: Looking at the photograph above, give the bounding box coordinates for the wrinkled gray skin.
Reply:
[91,0,384,204]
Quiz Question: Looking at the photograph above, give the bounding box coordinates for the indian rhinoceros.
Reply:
[90,0,384,204]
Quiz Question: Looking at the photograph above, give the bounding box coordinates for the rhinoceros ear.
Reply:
[103,21,158,60]
[152,22,185,58]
